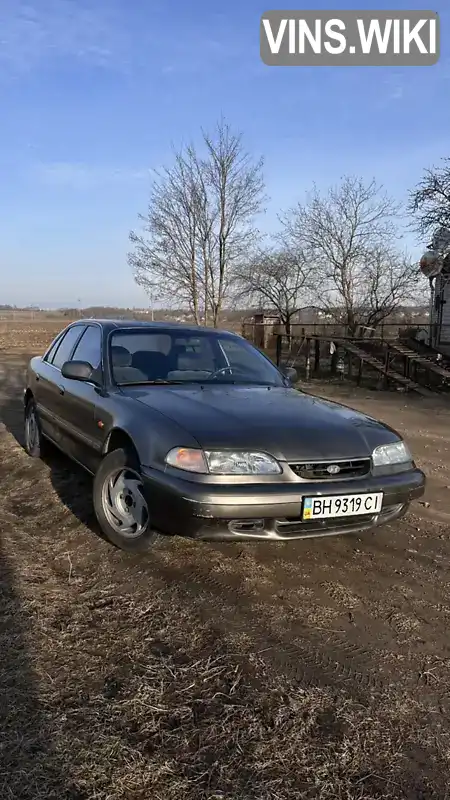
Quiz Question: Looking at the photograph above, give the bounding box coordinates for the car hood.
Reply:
[123,385,399,461]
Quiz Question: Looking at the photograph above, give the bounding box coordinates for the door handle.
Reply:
[59,385,65,396]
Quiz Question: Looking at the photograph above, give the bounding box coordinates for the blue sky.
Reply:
[1,0,449,307]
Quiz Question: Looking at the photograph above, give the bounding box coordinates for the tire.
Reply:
[93,447,164,552]
[24,398,47,458]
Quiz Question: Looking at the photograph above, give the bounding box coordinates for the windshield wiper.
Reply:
[118,378,280,387]
[202,379,278,386]
[118,379,186,386]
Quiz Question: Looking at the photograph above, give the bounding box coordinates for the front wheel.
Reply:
[93,447,164,552]
[24,398,47,458]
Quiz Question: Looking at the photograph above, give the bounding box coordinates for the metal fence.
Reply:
[259,333,445,389]
[244,321,450,351]
[241,320,436,345]
[241,321,450,387]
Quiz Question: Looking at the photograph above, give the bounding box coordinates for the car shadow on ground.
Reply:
[0,378,102,536]
[0,379,91,797]
[43,448,100,532]
[0,533,87,799]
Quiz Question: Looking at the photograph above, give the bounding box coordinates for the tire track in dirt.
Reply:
[146,548,389,699]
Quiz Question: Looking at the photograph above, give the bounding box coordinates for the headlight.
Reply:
[372,441,412,467]
[205,450,282,475]
[165,447,281,475]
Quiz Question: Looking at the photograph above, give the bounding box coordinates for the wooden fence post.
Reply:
[357,357,363,386]
[314,338,320,373]
[305,338,311,381]
[276,334,282,366]
[383,348,390,389]
[330,346,338,376]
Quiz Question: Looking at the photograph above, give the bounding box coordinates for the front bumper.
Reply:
[141,466,426,542]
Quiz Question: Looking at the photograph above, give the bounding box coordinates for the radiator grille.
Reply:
[290,459,370,481]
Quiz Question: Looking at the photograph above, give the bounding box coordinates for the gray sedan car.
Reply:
[23,320,425,551]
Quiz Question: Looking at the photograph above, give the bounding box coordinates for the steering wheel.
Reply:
[207,365,252,381]
[206,366,235,380]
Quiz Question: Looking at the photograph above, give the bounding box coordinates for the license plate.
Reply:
[302,492,383,520]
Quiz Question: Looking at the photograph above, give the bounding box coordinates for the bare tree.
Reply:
[409,158,450,239]
[281,176,422,336]
[129,151,203,323]
[128,119,265,327]
[202,122,265,325]
[360,246,423,332]
[235,248,311,337]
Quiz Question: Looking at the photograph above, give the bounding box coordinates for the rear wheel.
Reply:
[24,398,47,458]
[93,447,164,552]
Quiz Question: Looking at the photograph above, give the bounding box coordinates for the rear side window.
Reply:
[72,325,102,369]
[51,326,85,370]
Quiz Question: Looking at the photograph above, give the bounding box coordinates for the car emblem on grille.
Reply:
[326,464,341,474]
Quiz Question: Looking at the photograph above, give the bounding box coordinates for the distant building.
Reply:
[290,306,324,324]
[243,312,281,348]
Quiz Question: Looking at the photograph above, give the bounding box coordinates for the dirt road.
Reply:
[1,352,450,799]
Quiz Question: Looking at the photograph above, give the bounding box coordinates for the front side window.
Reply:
[51,326,85,370]
[109,329,284,387]
[72,325,102,370]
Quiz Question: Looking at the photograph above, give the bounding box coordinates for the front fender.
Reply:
[102,396,201,470]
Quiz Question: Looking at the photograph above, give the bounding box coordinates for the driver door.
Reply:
[36,324,86,445]
[56,324,105,470]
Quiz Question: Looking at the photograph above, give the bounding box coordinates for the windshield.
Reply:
[109,329,285,387]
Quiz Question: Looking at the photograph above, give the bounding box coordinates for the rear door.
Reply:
[56,324,105,470]
[36,325,86,444]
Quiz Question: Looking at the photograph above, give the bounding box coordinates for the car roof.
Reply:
[71,319,241,337]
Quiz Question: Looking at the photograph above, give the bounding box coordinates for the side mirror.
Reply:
[61,360,94,382]
[281,365,298,384]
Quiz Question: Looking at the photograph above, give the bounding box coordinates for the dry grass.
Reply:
[2,525,448,800]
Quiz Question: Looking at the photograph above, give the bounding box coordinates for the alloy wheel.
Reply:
[101,467,149,538]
